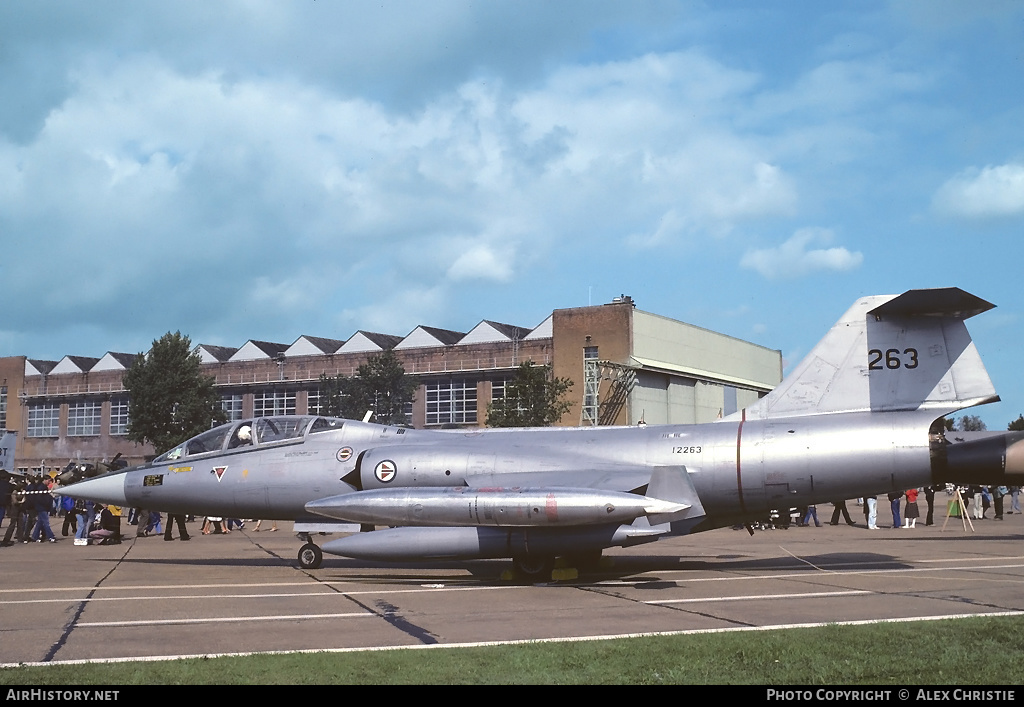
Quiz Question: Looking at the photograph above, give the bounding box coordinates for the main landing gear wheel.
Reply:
[512,555,555,583]
[298,542,323,570]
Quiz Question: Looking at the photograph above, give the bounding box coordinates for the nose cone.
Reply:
[62,472,128,507]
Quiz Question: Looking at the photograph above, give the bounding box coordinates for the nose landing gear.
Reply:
[297,533,323,570]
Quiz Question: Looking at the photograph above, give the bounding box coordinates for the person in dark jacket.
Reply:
[73,498,95,546]
[27,476,56,542]
[164,512,191,541]
[59,486,77,536]
[1,475,29,545]
[888,490,904,529]
[924,485,937,525]
[993,485,1007,520]
[0,471,15,530]
[89,505,122,545]
[829,499,856,526]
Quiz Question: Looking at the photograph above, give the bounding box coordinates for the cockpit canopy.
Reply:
[155,416,346,463]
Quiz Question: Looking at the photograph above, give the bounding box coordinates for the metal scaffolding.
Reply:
[581,358,637,426]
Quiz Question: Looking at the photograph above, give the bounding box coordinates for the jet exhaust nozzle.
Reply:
[933,431,1024,486]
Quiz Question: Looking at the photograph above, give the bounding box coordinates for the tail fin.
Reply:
[0,430,17,472]
[745,288,997,419]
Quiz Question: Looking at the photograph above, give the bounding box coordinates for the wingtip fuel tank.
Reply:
[305,486,688,528]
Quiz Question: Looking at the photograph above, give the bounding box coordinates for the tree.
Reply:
[318,349,417,425]
[954,414,987,432]
[943,414,987,432]
[316,373,366,421]
[486,361,574,427]
[1008,415,1024,431]
[357,349,418,425]
[123,332,226,455]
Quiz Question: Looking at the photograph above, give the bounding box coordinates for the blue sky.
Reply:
[1,1,1022,428]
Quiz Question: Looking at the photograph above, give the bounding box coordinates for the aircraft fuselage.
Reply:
[102,410,937,528]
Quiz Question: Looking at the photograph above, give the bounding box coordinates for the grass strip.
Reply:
[2,615,1023,684]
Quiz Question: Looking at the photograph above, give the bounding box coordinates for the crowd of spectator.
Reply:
[0,470,257,546]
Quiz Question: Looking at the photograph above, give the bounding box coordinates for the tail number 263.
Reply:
[868,348,918,370]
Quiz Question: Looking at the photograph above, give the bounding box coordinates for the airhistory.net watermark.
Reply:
[6,690,119,701]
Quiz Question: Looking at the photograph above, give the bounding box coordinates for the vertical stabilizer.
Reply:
[744,288,997,419]
[0,430,17,472]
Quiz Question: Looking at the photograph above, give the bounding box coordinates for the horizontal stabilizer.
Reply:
[867,288,993,320]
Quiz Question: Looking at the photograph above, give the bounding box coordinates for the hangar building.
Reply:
[0,296,781,474]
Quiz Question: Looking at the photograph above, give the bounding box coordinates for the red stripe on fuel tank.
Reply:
[545,493,558,522]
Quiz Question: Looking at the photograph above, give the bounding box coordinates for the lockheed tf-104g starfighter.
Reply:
[64,288,1024,578]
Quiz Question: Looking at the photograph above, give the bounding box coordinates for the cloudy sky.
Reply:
[2,1,1022,428]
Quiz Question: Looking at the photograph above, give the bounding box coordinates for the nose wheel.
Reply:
[298,542,323,570]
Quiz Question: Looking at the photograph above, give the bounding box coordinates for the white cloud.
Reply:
[740,228,863,280]
[514,52,798,246]
[894,0,1023,32]
[625,209,690,249]
[249,275,319,313]
[755,59,930,120]
[0,48,810,339]
[933,164,1024,219]
[5,3,1013,363]
[342,286,448,336]
[447,244,515,283]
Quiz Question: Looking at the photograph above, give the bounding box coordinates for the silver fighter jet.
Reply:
[63,288,1024,578]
